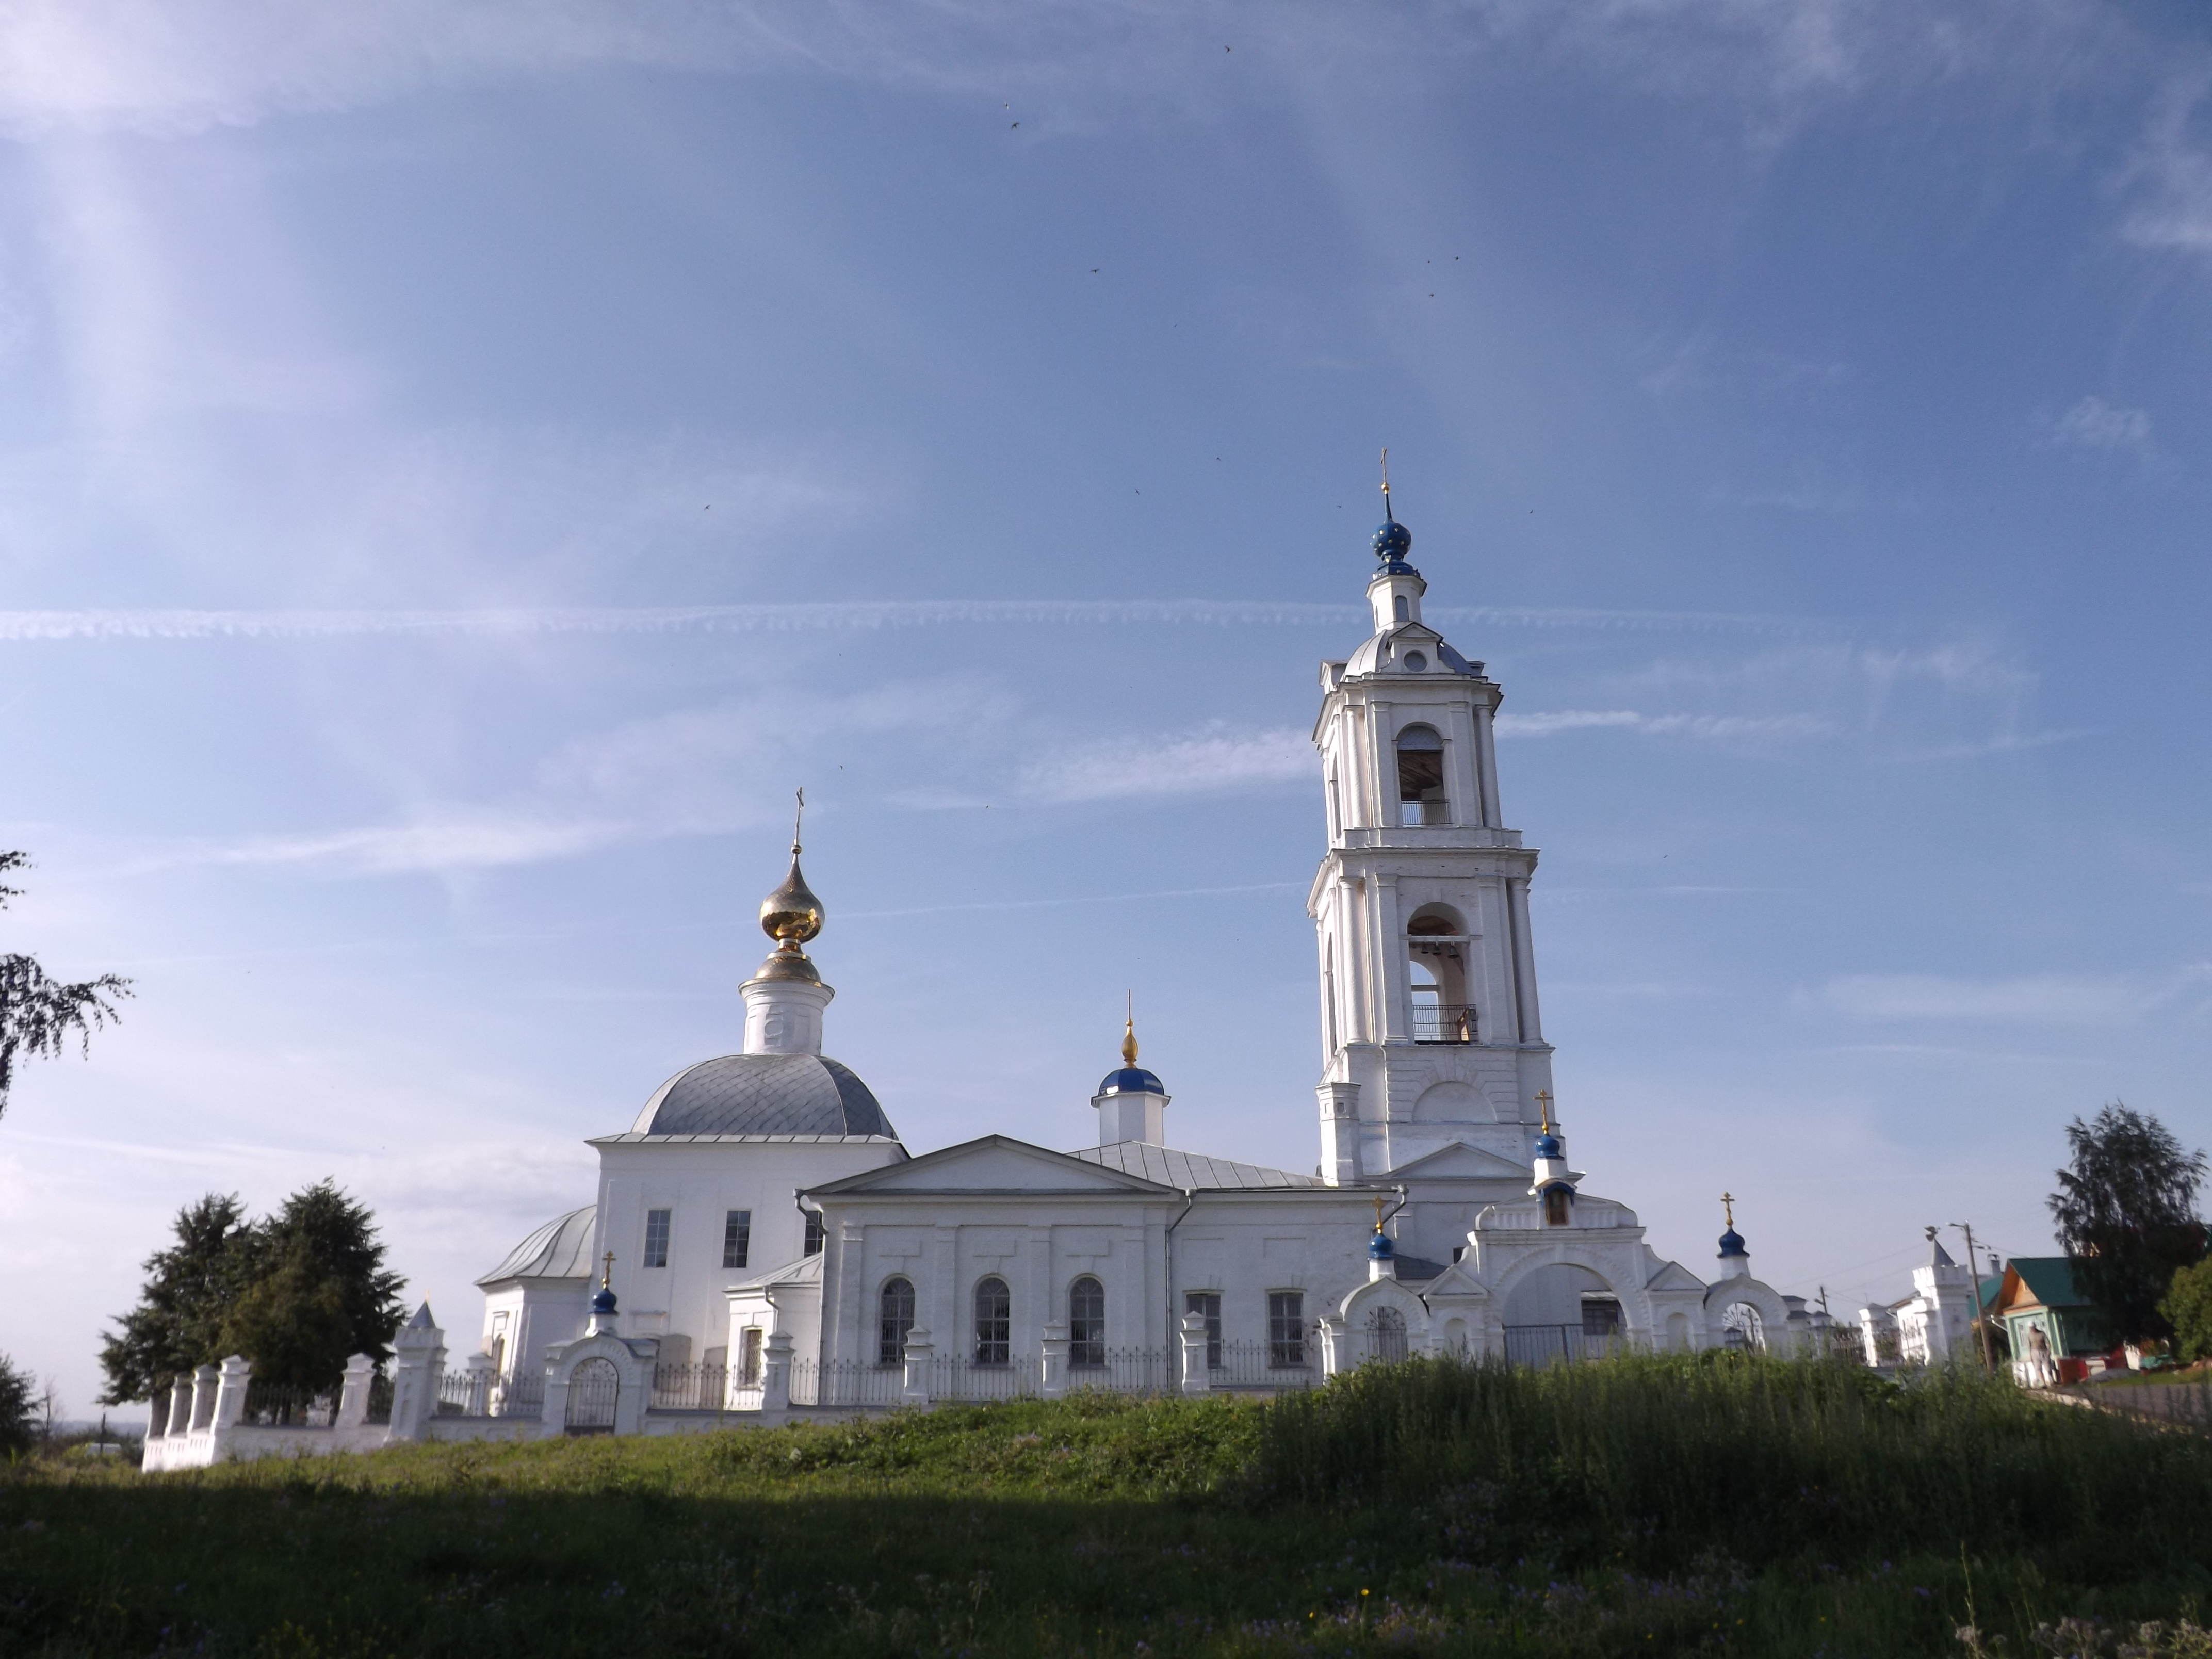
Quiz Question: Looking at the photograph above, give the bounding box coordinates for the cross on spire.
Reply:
[792,787,804,856]
[1379,447,1394,522]
[600,1250,615,1289]
[1535,1089,1554,1134]
[1721,1193,1736,1230]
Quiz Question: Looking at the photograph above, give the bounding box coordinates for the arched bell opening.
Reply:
[1406,906,1474,1044]
[1395,724,1450,825]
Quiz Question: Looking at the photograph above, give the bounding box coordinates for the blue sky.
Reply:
[3,2,2209,1414]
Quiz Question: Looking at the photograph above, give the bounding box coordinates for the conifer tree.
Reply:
[0,851,132,1122]
[2050,1102,2209,1343]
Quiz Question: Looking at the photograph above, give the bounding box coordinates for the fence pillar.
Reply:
[336,1354,377,1428]
[213,1355,252,1434]
[902,1327,934,1405]
[1317,1316,1346,1380]
[1179,1312,1211,1396]
[762,1331,794,1412]
[165,1377,193,1438]
[462,1351,496,1416]
[388,1304,447,1442]
[1039,1321,1069,1400]
[189,1364,220,1432]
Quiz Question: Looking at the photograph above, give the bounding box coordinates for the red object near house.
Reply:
[2058,1358,2089,1384]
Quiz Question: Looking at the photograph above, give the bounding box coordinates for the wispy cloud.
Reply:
[171,814,637,876]
[1021,724,1312,804]
[1497,709,1832,740]
[1811,966,2212,1024]
[2042,395,2152,450]
[0,599,1829,644]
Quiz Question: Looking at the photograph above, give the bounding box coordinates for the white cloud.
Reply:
[2044,395,2152,450]
[1812,966,2212,1023]
[184,814,635,876]
[1496,709,1831,740]
[1021,724,1312,804]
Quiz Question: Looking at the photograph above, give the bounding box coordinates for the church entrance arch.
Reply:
[1364,1306,1409,1364]
[1500,1262,1626,1366]
[565,1357,620,1433]
[1721,1303,1766,1354]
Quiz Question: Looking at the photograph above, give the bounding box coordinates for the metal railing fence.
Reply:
[242,1380,336,1427]
[1212,1339,1315,1390]
[1068,1347,1175,1396]
[1502,1324,1627,1368]
[928,1354,1043,1403]
[789,1358,905,1409]
[1411,1004,1477,1044]
[650,1362,729,1412]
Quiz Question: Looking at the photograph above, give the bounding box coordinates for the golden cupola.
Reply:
[753,795,824,984]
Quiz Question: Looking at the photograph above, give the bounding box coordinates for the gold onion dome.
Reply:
[753,809,825,983]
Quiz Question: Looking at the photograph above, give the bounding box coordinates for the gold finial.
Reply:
[1120,992,1138,1068]
[600,1250,615,1290]
[1721,1193,1736,1229]
[1535,1089,1554,1134]
[1379,447,1393,519]
[1372,1193,1387,1234]
[758,791,824,957]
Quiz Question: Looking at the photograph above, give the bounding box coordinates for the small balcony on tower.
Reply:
[1406,907,1477,1044]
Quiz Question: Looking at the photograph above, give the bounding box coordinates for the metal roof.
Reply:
[630,1053,898,1139]
[1072,1140,1324,1191]
[477,1205,596,1287]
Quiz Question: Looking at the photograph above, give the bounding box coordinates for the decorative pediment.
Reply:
[1644,1259,1707,1294]
[1412,1256,1493,1302]
[807,1135,1176,1197]
[1390,1140,1534,1182]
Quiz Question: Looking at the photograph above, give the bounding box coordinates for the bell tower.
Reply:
[1308,476,1554,1184]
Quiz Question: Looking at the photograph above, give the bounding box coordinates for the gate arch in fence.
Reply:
[542,1333,649,1435]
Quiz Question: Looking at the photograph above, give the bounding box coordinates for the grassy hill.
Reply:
[6,1354,2212,1656]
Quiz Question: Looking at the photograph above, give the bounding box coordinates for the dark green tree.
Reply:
[216,1181,406,1390]
[2049,1102,2209,1343]
[0,851,132,1123]
[2161,1257,2212,1364]
[0,1352,35,1455]
[96,1193,259,1404]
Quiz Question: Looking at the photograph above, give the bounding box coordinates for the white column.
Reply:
[761,1331,793,1411]
[1375,875,1407,1043]
[213,1355,252,1433]
[902,1327,934,1404]
[1506,876,1542,1043]
[1317,1080,1362,1186]
[189,1364,219,1432]
[739,977,834,1055]
[1040,1322,1069,1400]
[1178,1312,1211,1396]
[336,1354,377,1427]
[1474,701,1502,828]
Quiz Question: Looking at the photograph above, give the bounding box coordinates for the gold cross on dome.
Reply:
[1379,447,1391,504]
[600,1250,615,1289]
[1721,1193,1736,1229]
[1534,1089,1553,1134]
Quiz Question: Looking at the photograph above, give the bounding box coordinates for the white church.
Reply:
[475,497,1816,1412]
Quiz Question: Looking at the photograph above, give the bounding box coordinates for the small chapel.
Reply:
[474,493,1817,1405]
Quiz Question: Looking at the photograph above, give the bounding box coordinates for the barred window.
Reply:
[803,1210,824,1256]
[722,1210,752,1271]
[643,1209,672,1269]
[973,1276,1011,1366]
[1068,1276,1106,1368]
[739,1327,763,1385]
[879,1277,916,1368]
[1268,1291,1306,1368]
[1184,1291,1222,1369]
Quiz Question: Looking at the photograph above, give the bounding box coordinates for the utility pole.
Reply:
[1951,1222,1995,1371]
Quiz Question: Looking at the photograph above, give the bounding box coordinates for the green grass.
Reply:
[5,1353,2212,1657]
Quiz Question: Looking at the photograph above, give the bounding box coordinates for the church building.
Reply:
[477,494,1812,1400]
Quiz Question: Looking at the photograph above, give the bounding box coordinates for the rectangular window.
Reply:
[643,1208,672,1269]
[1185,1291,1223,1370]
[803,1210,824,1256]
[739,1327,763,1385]
[722,1210,752,1271]
[1268,1291,1306,1368]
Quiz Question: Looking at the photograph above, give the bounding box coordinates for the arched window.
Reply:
[1366,1305,1408,1363]
[1395,725,1448,825]
[1543,1186,1572,1226]
[1068,1276,1106,1368]
[878,1277,916,1368]
[1406,908,1473,1044]
[1393,594,1409,622]
[973,1276,1011,1366]
[1722,1303,1766,1354]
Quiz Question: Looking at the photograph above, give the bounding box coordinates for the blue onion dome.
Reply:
[1372,516,1413,565]
[1368,1227,1395,1261]
[590,1282,618,1315]
[1533,1131,1563,1160]
[1717,1227,1747,1260]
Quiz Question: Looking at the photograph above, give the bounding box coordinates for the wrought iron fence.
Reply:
[241,1380,336,1428]
[1212,1339,1314,1390]
[1067,1347,1175,1396]
[2062,1376,2212,1432]
[649,1362,729,1412]
[363,1372,394,1424]
[492,1369,544,1420]
[564,1358,620,1432]
[1502,1324,1627,1367]
[929,1355,1043,1402]
[788,1359,905,1409]
[435,1370,492,1417]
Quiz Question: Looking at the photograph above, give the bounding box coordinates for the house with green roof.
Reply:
[1995,1257,2106,1385]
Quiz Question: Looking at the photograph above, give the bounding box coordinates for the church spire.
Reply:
[740,791,838,1054]
[755,789,824,984]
